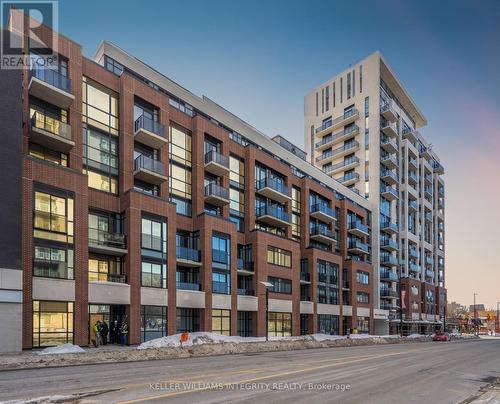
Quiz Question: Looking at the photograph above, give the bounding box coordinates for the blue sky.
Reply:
[59,0,500,307]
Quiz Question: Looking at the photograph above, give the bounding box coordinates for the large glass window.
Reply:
[317,314,339,335]
[229,155,245,188]
[141,217,166,253]
[212,309,230,336]
[170,124,192,166]
[317,260,339,305]
[88,254,125,283]
[176,308,200,333]
[169,125,192,215]
[34,190,74,243]
[34,246,74,280]
[212,271,230,294]
[268,277,292,294]
[356,271,369,285]
[141,261,167,288]
[82,77,119,135]
[141,305,167,342]
[33,301,73,347]
[268,312,291,337]
[29,143,68,166]
[237,311,253,337]
[267,246,291,268]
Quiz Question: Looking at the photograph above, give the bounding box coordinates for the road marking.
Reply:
[117,350,420,403]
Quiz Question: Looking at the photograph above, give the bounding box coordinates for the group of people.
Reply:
[92,318,128,347]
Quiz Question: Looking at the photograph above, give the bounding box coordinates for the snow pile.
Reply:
[36,343,85,355]
[406,334,426,339]
[310,334,346,342]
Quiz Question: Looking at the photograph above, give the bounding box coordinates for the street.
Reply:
[0,339,499,403]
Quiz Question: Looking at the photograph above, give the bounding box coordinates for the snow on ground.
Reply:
[35,343,85,355]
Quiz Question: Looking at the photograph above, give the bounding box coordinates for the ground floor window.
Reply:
[357,316,370,334]
[88,304,126,344]
[237,311,253,337]
[300,314,310,335]
[268,312,291,337]
[33,300,73,347]
[212,309,230,336]
[176,308,200,333]
[141,305,167,342]
[318,314,339,335]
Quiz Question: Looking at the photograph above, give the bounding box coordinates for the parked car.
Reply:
[433,332,451,341]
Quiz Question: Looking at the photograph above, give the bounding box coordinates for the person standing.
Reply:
[93,321,102,347]
[120,318,128,346]
[110,320,118,344]
[100,321,109,345]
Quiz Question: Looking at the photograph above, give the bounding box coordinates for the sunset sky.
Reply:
[57,0,500,308]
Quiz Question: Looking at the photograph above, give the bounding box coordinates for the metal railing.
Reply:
[176,282,201,291]
[349,221,369,234]
[314,108,358,134]
[176,246,201,262]
[88,229,126,249]
[31,66,71,92]
[316,141,359,162]
[237,259,254,272]
[256,205,289,222]
[205,150,229,168]
[315,125,359,148]
[310,203,336,219]
[31,111,71,140]
[348,240,369,253]
[134,154,165,175]
[256,177,288,195]
[204,183,229,200]
[310,226,336,239]
[134,114,165,137]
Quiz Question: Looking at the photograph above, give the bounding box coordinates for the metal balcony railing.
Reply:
[31,66,71,92]
[135,114,165,137]
[31,111,71,140]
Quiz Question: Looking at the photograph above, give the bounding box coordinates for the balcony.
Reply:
[88,230,127,256]
[380,253,398,267]
[336,171,359,186]
[425,256,434,266]
[310,203,336,222]
[424,174,433,185]
[380,221,398,234]
[176,282,201,291]
[408,200,418,212]
[380,303,395,311]
[204,150,230,176]
[237,259,254,274]
[237,288,254,296]
[420,146,432,159]
[256,205,290,227]
[315,125,359,151]
[407,172,418,186]
[380,270,398,282]
[323,156,360,176]
[408,157,418,170]
[409,262,420,273]
[213,281,230,294]
[380,185,398,201]
[134,115,166,149]
[255,178,290,203]
[425,212,433,222]
[409,248,420,259]
[204,183,230,206]
[29,67,74,109]
[380,154,398,170]
[381,239,398,252]
[381,122,398,138]
[380,100,398,122]
[30,111,74,152]
[381,138,398,154]
[134,155,167,184]
[424,186,433,199]
[300,272,311,283]
[316,141,360,164]
[315,108,359,136]
[176,246,202,267]
[91,273,127,284]
[425,269,434,278]
[380,169,398,185]
[438,186,444,197]
[310,226,337,244]
[380,288,398,298]
[348,221,369,237]
[432,160,445,175]
[348,240,369,255]
[402,129,418,144]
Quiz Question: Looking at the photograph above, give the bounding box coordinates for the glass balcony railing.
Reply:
[205,150,229,168]
[134,154,165,175]
[176,282,201,291]
[255,177,288,195]
[380,288,398,298]
[88,228,126,249]
[300,272,310,282]
[349,221,369,234]
[408,200,418,210]
[237,259,254,272]
[256,205,289,222]
[135,114,165,138]
[337,171,359,183]
[381,239,398,250]
[237,288,254,296]
[380,270,398,282]
[310,226,336,239]
[381,169,398,182]
[323,156,360,175]
[409,262,420,272]
[176,246,201,262]
[409,248,419,259]
[310,203,336,219]
[31,66,71,93]
[212,281,230,294]
[212,249,229,264]
[380,254,398,266]
[31,111,71,140]
[316,142,359,162]
[348,240,369,253]
[315,125,359,148]
[380,221,398,233]
[89,273,127,284]
[380,185,398,199]
[314,108,358,134]
[204,183,229,200]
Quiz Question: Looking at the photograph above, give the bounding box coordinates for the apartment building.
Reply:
[0,11,384,352]
[305,52,446,335]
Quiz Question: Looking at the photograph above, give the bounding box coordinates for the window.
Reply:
[356,271,369,285]
[82,77,118,135]
[82,126,118,194]
[291,187,301,213]
[176,308,200,333]
[170,124,192,166]
[268,312,291,337]
[34,246,74,280]
[357,316,369,333]
[317,260,339,304]
[88,211,125,248]
[34,190,74,243]
[212,309,230,336]
[33,301,73,347]
[237,311,253,337]
[88,254,125,283]
[141,261,166,288]
[212,271,230,294]
[141,217,166,252]
[347,72,351,99]
[212,234,230,267]
[359,65,363,93]
[325,86,329,111]
[318,314,339,335]
[365,97,369,116]
[267,247,292,268]
[268,276,292,294]
[141,305,166,342]
[357,292,369,304]
[291,213,301,240]
[103,56,123,76]
[29,143,68,166]
[170,124,192,216]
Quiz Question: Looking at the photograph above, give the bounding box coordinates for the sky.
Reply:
[54,0,500,308]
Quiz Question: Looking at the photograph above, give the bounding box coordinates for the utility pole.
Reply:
[473,293,477,336]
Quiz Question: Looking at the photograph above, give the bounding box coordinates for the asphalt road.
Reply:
[1,339,499,403]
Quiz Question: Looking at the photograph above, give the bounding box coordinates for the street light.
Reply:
[260,281,273,341]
